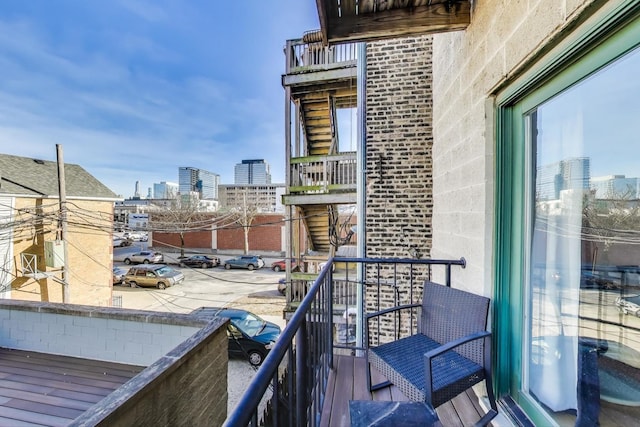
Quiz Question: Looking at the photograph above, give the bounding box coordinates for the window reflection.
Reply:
[527,46,640,425]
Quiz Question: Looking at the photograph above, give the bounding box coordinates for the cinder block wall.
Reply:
[365,36,434,261]
[430,0,599,294]
[0,301,204,366]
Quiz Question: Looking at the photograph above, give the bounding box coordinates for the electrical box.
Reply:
[44,240,66,268]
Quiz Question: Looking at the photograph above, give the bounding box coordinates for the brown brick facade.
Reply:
[365,36,434,260]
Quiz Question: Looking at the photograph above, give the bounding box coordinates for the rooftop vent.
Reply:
[33,159,45,165]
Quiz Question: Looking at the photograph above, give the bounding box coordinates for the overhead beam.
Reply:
[317,1,471,44]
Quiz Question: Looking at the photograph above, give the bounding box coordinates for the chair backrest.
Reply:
[420,281,490,363]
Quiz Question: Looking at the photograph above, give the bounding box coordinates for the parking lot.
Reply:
[112,246,287,413]
[113,246,285,312]
[113,259,284,313]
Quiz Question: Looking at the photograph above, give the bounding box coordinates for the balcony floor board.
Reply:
[323,354,490,427]
[0,348,143,427]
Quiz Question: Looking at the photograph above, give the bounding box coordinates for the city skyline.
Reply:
[0,2,319,198]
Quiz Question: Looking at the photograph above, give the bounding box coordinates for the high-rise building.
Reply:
[153,181,179,199]
[178,167,220,200]
[234,159,271,185]
[536,157,590,201]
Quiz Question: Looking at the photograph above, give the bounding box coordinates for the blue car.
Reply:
[191,307,281,366]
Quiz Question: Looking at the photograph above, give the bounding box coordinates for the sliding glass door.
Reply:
[497,6,640,426]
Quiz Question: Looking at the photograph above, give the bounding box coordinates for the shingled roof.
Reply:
[0,153,118,199]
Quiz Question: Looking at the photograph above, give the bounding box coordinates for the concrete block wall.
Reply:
[365,36,434,261]
[430,0,599,294]
[74,320,229,427]
[0,300,205,366]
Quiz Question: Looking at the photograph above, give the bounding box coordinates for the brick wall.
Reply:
[217,213,284,252]
[153,230,213,251]
[153,213,284,253]
[365,36,435,341]
[365,36,434,260]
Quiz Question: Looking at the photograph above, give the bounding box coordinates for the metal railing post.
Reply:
[328,266,334,368]
[296,318,308,424]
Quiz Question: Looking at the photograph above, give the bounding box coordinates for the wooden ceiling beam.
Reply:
[317,1,470,44]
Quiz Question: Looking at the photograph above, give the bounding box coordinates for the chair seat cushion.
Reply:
[370,334,484,405]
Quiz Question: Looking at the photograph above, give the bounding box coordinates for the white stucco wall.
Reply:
[430,0,602,295]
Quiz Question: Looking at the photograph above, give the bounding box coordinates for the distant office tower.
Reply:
[234,159,271,185]
[537,157,590,201]
[178,167,220,200]
[134,181,141,198]
[153,181,179,199]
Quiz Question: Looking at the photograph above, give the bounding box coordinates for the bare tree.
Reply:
[225,190,264,254]
[149,197,207,258]
[582,188,640,260]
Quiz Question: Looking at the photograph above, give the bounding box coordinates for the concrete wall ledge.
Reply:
[0,300,217,365]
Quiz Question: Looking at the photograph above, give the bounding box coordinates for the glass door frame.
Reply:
[494,2,640,425]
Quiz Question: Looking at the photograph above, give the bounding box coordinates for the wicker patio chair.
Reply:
[366,281,498,427]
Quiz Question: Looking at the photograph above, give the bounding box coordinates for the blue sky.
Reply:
[0,1,319,197]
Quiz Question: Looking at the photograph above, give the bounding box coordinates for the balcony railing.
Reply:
[225,256,466,427]
[289,152,357,195]
[285,38,358,74]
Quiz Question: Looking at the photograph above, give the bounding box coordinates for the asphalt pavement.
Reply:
[112,245,287,415]
[112,246,285,314]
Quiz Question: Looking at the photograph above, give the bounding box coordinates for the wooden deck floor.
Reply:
[321,354,490,427]
[0,348,144,427]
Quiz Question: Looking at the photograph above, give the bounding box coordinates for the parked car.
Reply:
[223,255,265,271]
[271,259,298,272]
[123,231,148,242]
[124,264,184,289]
[112,266,127,285]
[113,237,132,248]
[191,307,281,366]
[123,251,164,265]
[179,255,220,269]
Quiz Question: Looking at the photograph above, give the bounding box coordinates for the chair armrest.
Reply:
[366,303,421,321]
[365,303,422,348]
[422,331,492,405]
[424,330,491,361]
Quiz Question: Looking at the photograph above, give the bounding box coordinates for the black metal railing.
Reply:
[224,256,466,427]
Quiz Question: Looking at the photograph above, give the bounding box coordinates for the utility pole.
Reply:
[56,144,70,303]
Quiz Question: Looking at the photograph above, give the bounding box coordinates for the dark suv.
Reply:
[191,307,281,366]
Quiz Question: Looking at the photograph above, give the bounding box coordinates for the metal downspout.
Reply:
[356,42,367,351]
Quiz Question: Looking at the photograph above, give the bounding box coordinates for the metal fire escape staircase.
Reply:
[298,94,337,255]
[283,35,358,284]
